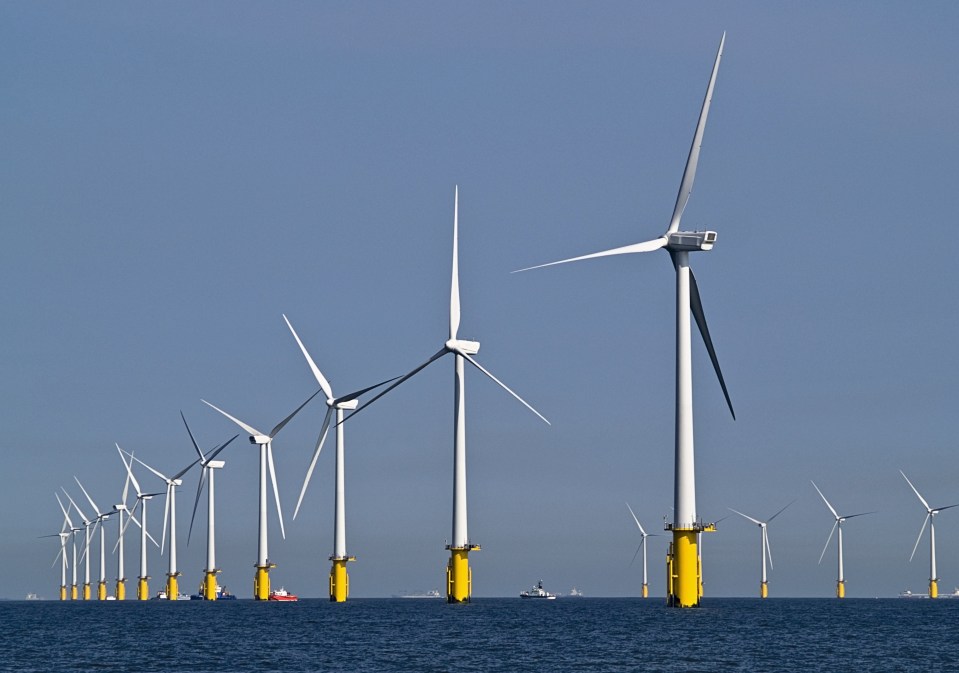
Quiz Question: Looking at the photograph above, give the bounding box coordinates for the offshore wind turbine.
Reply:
[118,445,161,600]
[900,470,959,599]
[56,493,80,599]
[74,477,115,600]
[203,390,320,600]
[626,503,658,598]
[111,460,133,600]
[350,186,550,603]
[284,315,394,602]
[728,501,792,598]
[60,488,95,600]
[52,494,75,600]
[514,34,733,608]
[812,481,873,599]
[182,412,237,600]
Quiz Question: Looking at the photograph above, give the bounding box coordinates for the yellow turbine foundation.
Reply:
[115,580,125,601]
[71,585,78,600]
[83,583,91,601]
[254,563,275,601]
[665,525,713,608]
[641,583,649,599]
[203,570,220,601]
[59,586,67,601]
[446,545,479,603]
[930,579,938,599]
[329,557,355,602]
[137,577,149,601]
[836,580,845,599]
[98,581,107,601]
[166,573,181,600]
[760,581,768,599]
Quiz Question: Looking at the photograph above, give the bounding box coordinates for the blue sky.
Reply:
[3,2,959,599]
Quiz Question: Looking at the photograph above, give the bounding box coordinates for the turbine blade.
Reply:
[171,455,203,482]
[818,520,838,565]
[450,185,461,341]
[181,411,205,462]
[910,514,930,563]
[458,350,550,425]
[283,314,334,400]
[667,32,725,235]
[767,499,796,523]
[626,502,648,536]
[811,481,840,520]
[120,501,139,538]
[842,511,876,520]
[160,486,171,555]
[187,467,207,546]
[335,376,402,406]
[513,237,668,274]
[728,507,762,526]
[269,388,323,439]
[764,527,774,570]
[933,503,959,513]
[268,445,285,540]
[55,492,75,530]
[293,407,333,521]
[128,454,172,484]
[345,347,449,423]
[74,477,101,518]
[899,470,932,512]
[628,541,643,568]
[61,489,88,525]
[117,445,142,497]
[201,400,264,438]
[689,269,734,419]
[206,434,239,463]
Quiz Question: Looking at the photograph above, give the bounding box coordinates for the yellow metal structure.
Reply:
[446,544,479,603]
[203,570,220,600]
[82,583,91,601]
[329,556,355,602]
[98,581,107,601]
[137,577,149,601]
[59,586,67,601]
[71,585,78,600]
[760,581,768,599]
[665,523,714,608]
[836,580,845,599]
[641,583,649,599]
[115,580,125,601]
[930,579,938,599]
[254,562,275,600]
[166,572,181,600]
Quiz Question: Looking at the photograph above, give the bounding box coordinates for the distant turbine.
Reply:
[117,445,162,600]
[350,186,549,603]
[74,477,115,601]
[900,470,959,599]
[51,494,75,600]
[182,411,237,600]
[728,501,793,598]
[514,34,733,608]
[284,314,395,602]
[111,457,133,600]
[626,503,658,598]
[203,389,320,600]
[60,488,95,600]
[812,481,873,599]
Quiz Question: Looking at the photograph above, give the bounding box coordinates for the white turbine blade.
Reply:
[909,513,931,563]
[267,445,286,540]
[346,347,449,423]
[74,477,102,518]
[933,503,959,514]
[728,507,762,526]
[458,350,550,425]
[450,185,461,341]
[128,454,172,485]
[764,526,774,570]
[187,468,208,546]
[55,493,75,530]
[688,269,734,419]
[628,541,644,568]
[811,481,839,520]
[513,237,668,274]
[767,499,796,524]
[160,485,171,555]
[61,489,89,525]
[818,520,838,565]
[269,388,323,439]
[117,445,142,497]
[119,500,139,539]
[667,32,725,235]
[202,400,263,437]
[900,470,932,512]
[335,376,401,406]
[181,411,206,463]
[293,407,333,521]
[625,502,648,536]
[283,314,334,400]
[842,511,876,520]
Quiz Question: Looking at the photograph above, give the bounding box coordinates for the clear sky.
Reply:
[3,2,959,599]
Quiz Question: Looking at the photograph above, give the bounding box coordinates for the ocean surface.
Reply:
[1,598,956,672]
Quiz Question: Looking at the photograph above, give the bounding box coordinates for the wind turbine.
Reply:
[125,451,203,600]
[812,481,873,598]
[284,315,395,602]
[111,458,133,600]
[626,503,658,598]
[349,186,550,603]
[203,389,320,600]
[514,34,733,608]
[51,494,75,600]
[60,488,95,600]
[728,501,793,598]
[182,412,237,601]
[900,470,959,599]
[117,444,162,600]
[74,477,115,600]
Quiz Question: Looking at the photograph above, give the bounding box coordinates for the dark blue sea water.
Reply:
[1,598,956,672]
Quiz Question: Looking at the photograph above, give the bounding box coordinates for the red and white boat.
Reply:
[268,587,298,601]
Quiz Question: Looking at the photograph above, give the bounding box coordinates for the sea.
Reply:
[1,598,956,672]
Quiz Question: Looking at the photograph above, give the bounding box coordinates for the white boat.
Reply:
[394,589,443,599]
[520,580,556,599]
[567,587,584,597]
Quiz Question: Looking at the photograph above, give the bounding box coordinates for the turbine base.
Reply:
[666,527,710,608]
[329,557,355,602]
[760,581,768,599]
[59,585,67,601]
[97,581,107,601]
[115,579,125,601]
[82,583,91,601]
[836,580,845,599]
[930,579,938,599]
[137,577,149,601]
[446,544,479,603]
[203,569,221,601]
[254,562,276,601]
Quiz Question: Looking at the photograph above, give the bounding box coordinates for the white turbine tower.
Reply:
[203,389,320,600]
[626,503,658,598]
[900,470,959,599]
[111,460,133,600]
[350,186,549,603]
[60,488,95,601]
[118,444,162,600]
[514,34,733,608]
[812,481,873,599]
[55,493,80,599]
[125,451,202,600]
[51,494,75,600]
[182,412,237,601]
[74,477,115,601]
[728,501,793,598]
[284,314,395,603]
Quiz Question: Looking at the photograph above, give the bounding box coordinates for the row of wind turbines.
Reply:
[626,473,957,600]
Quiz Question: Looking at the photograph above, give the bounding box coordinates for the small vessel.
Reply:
[520,580,556,599]
[567,587,584,597]
[151,591,192,600]
[268,587,298,601]
[394,589,443,599]
[898,589,928,599]
[190,584,237,601]
[24,593,40,601]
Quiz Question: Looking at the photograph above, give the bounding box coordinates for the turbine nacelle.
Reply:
[207,460,225,469]
[667,231,716,252]
[334,398,359,411]
[249,434,271,445]
[446,338,480,355]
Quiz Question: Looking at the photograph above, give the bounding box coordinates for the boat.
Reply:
[394,589,443,599]
[567,587,584,597]
[190,584,237,601]
[24,593,40,601]
[151,590,192,600]
[898,589,928,599]
[520,580,556,599]
[268,587,298,601]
